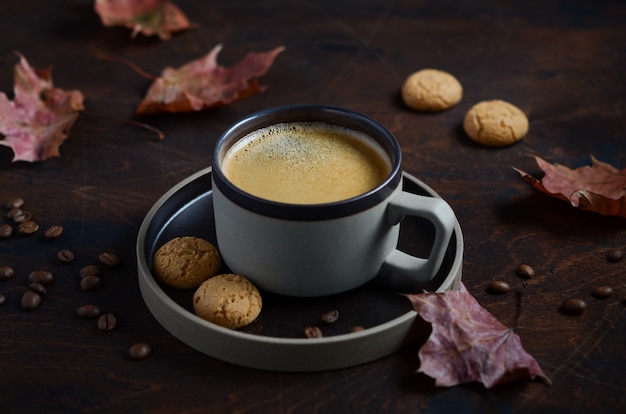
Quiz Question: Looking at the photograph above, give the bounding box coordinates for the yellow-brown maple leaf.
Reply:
[0,54,84,162]
[94,0,190,40]
[515,155,626,218]
[134,44,285,116]
[404,283,550,389]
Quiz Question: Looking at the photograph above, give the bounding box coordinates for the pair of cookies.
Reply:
[153,236,261,329]
[401,69,528,146]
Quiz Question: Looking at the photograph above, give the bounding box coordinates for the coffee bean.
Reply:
[21,291,41,310]
[305,326,323,338]
[0,224,12,238]
[591,286,613,299]
[80,275,102,291]
[77,304,101,319]
[487,280,510,294]
[7,208,22,220]
[80,265,99,278]
[98,313,117,331]
[57,250,75,263]
[321,310,339,324]
[28,270,54,285]
[0,293,5,306]
[5,197,24,210]
[0,266,15,281]
[29,282,47,296]
[98,252,121,267]
[516,264,535,279]
[13,210,32,224]
[17,220,38,235]
[560,299,587,315]
[44,225,63,240]
[607,248,624,263]
[350,326,365,333]
[128,342,152,360]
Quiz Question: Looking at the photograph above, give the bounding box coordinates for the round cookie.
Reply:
[463,100,529,146]
[153,236,221,289]
[401,69,463,111]
[193,274,262,329]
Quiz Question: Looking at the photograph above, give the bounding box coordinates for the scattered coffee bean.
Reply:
[350,326,365,333]
[98,252,121,267]
[21,291,41,310]
[487,280,510,294]
[560,299,587,315]
[80,265,99,278]
[591,286,613,299]
[128,342,152,360]
[57,249,75,263]
[77,304,101,319]
[5,197,24,210]
[98,313,117,331]
[0,224,12,238]
[29,282,47,296]
[0,293,5,306]
[321,310,339,324]
[80,275,102,291]
[516,264,535,279]
[607,248,624,263]
[305,326,323,338]
[28,270,54,285]
[13,210,32,224]
[0,266,15,281]
[7,208,22,220]
[44,225,63,240]
[17,220,39,235]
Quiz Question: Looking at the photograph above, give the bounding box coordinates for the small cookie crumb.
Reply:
[401,69,463,111]
[463,100,528,146]
[193,274,262,329]
[153,236,221,289]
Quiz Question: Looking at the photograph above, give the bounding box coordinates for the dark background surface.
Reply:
[1,1,625,412]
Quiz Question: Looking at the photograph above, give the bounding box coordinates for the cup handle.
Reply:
[383,191,456,283]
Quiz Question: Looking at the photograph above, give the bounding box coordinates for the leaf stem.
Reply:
[121,118,165,140]
[99,55,157,80]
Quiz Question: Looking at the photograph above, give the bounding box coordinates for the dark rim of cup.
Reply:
[212,104,402,221]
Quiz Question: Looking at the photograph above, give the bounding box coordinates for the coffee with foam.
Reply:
[221,121,392,204]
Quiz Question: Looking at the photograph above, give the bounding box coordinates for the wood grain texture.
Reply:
[1,0,625,412]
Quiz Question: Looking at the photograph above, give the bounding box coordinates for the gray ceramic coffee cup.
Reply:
[212,105,456,297]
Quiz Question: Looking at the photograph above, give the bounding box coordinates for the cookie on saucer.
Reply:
[153,236,221,289]
[193,274,262,329]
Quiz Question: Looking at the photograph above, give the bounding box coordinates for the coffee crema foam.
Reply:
[221,122,392,204]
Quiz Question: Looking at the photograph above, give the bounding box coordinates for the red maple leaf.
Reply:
[515,155,626,218]
[0,54,85,162]
[404,283,550,388]
[134,44,285,116]
[94,0,191,40]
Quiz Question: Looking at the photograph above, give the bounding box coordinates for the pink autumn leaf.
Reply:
[134,44,285,116]
[514,155,626,218]
[0,53,85,162]
[94,0,191,40]
[404,282,550,389]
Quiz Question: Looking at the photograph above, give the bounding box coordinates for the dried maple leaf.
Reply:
[404,283,550,388]
[515,156,626,218]
[0,54,85,162]
[94,0,190,40]
[134,44,285,116]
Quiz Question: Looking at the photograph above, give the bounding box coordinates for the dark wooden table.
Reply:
[1,1,625,412]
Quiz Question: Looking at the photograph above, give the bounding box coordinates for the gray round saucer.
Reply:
[136,167,463,372]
